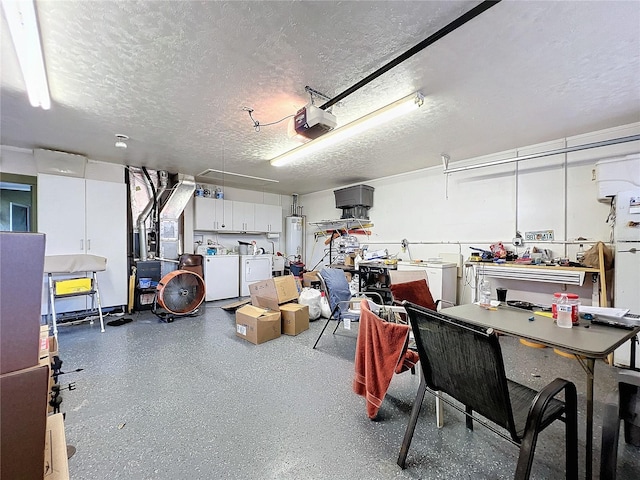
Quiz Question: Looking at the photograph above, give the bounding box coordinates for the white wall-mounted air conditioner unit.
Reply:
[595,153,640,202]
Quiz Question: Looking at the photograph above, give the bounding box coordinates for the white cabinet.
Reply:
[38,174,127,312]
[232,201,255,231]
[194,197,280,233]
[194,197,232,231]
[397,262,457,306]
[254,204,282,233]
[203,255,239,301]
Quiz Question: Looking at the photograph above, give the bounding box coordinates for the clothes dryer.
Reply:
[240,255,272,297]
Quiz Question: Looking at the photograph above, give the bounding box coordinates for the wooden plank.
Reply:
[598,242,608,307]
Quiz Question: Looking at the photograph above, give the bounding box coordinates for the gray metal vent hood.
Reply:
[160,174,196,220]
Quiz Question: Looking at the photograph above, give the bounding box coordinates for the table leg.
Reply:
[576,356,595,480]
[48,273,58,339]
[585,358,594,480]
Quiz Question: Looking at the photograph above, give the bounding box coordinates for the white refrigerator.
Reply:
[613,189,640,368]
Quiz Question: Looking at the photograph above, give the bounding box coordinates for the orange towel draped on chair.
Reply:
[353,300,419,419]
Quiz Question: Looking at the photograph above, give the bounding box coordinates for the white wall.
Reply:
[0,146,38,175]
[0,149,292,257]
[301,122,640,305]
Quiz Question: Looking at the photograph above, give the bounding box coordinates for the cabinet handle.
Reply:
[87,239,91,250]
[80,239,84,250]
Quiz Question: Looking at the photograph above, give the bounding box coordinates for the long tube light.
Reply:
[270,92,424,167]
[1,0,50,109]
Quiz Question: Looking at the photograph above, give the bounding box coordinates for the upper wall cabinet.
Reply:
[254,204,282,233]
[37,174,127,310]
[232,201,255,232]
[194,197,281,233]
[193,197,233,231]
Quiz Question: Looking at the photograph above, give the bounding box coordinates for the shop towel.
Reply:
[353,300,419,419]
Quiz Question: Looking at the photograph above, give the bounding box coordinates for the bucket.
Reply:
[289,262,304,276]
[238,241,252,255]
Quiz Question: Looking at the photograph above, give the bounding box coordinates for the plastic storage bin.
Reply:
[54,278,92,295]
[334,184,374,208]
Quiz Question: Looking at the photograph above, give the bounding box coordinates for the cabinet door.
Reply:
[38,174,86,255]
[232,201,255,231]
[213,199,233,231]
[254,204,282,232]
[254,204,270,232]
[267,204,282,233]
[194,197,215,230]
[86,179,128,308]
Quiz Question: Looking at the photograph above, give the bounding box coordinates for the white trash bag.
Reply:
[299,287,322,321]
[320,292,331,318]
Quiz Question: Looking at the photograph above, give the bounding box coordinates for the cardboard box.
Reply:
[44,413,70,480]
[0,232,45,375]
[344,253,355,267]
[1,364,49,480]
[49,335,58,356]
[303,270,321,288]
[280,303,309,336]
[249,275,300,310]
[235,305,281,345]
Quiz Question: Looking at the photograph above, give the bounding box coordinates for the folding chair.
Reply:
[312,267,384,349]
[389,269,455,313]
[353,299,419,419]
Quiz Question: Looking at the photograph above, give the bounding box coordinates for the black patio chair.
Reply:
[397,301,578,479]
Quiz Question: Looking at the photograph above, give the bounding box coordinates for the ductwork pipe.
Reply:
[138,170,168,261]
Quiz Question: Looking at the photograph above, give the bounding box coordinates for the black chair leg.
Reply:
[564,383,579,480]
[397,373,427,469]
[599,392,621,480]
[332,319,342,334]
[313,305,342,349]
[313,317,334,349]
[465,406,473,430]
[515,379,578,480]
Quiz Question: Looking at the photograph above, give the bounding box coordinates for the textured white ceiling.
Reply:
[1,1,639,194]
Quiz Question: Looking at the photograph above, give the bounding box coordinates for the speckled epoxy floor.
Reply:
[56,303,639,480]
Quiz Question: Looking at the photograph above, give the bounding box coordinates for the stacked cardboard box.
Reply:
[302,270,321,289]
[0,232,51,480]
[235,275,310,344]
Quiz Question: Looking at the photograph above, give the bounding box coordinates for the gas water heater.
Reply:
[285,216,304,262]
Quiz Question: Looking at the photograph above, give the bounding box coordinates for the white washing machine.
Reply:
[240,255,272,297]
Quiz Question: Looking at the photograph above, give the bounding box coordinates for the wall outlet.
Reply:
[513,237,523,246]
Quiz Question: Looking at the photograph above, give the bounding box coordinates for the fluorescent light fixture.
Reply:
[198,168,279,183]
[270,92,424,167]
[1,0,50,109]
